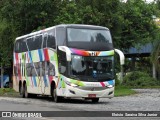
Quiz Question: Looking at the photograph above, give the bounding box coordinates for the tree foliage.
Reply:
[119,0,158,49]
[0,0,159,67]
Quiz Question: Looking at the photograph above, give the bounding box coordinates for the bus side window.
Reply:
[56,27,66,46]
[47,62,55,76]
[47,35,56,49]
[31,65,36,76]
[27,35,42,51]
[20,38,27,52]
[35,35,42,50]
[26,37,33,51]
[47,29,56,49]
[58,50,67,75]
[43,33,48,48]
[41,61,46,76]
[26,63,32,76]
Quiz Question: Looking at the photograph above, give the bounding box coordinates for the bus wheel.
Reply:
[53,87,61,103]
[91,98,99,103]
[20,85,25,98]
[24,84,32,98]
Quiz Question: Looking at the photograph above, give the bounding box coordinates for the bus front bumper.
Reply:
[64,85,114,98]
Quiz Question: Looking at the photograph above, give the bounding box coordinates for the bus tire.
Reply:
[53,87,61,103]
[91,98,99,103]
[24,84,32,98]
[20,84,25,98]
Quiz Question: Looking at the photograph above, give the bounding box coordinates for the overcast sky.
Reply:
[146,0,154,3]
[122,0,154,3]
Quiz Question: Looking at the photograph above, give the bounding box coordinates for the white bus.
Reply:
[13,24,120,103]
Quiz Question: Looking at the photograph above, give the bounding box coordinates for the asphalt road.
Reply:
[0,89,160,120]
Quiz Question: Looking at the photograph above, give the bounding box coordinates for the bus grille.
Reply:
[77,86,107,91]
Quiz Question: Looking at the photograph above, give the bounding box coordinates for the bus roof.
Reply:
[15,24,109,41]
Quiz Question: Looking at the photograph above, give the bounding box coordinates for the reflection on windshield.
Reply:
[71,55,114,81]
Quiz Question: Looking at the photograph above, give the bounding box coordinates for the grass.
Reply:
[114,86,136,97]
[130,86,160,89]
[114,85,160,97]
[0,88,19,97]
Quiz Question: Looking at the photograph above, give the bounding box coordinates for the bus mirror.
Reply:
[114,49,125,65]
[58,46,71,61]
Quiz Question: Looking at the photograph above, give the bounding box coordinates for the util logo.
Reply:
[89,52,97,56]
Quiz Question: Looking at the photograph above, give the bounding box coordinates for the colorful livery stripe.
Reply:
[43,48,49,61]
[70,48,114,56]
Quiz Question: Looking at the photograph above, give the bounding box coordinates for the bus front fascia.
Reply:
[58,46,125,81]
[58,46,125,64]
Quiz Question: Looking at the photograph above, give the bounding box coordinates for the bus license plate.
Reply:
[88,94,96,98]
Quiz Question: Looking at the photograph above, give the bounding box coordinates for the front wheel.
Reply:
[53,87,62,103]
[91,98,99,103]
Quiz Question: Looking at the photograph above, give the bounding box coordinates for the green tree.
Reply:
[119,0,158,50]
[54,0,104,25]
[0,0,60,35]
[151,35,160,71]
[0,0,159,69]
[0,0,60,67]
[151,0,160,71]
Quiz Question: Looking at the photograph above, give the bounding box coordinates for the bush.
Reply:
[122,71,159,87]
[115,74,120,86]
[115,78,120,86]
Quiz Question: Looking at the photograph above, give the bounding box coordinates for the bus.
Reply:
[13,24,124,103]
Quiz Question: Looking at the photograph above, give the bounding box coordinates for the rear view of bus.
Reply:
[13,24,115,103]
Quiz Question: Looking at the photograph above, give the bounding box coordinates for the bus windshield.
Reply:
[70,55,114,82]
[67,28,112,43]
[67,28,113,51]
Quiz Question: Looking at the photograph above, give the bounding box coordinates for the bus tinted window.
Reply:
[47,29,56,49]
[26,62,55,76]
[67,28,112,43]
[15,38,27,53]
[27,35,42,51]
[56,27,66,46]
[43,33,48,48]
[47,35,56,49]
[58,50,67,75]
[20,39,27,52]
